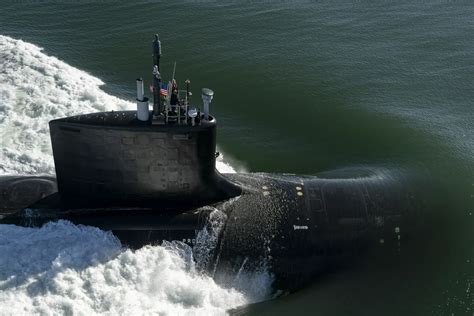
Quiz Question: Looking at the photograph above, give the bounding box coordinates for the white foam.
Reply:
[0,35,238,175]
[193,208,229,272]
[0,35,271,314]
[0,35,132,175]
[0,221,251,315]
[0,35,271,315]
[216,151,237,174]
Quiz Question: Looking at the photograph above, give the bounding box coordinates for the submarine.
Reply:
[0,35,419,291]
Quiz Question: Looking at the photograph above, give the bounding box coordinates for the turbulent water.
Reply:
[0,1,473,315]
[0,35,236,175]
[0,221,253,315]
[0,35,269,315]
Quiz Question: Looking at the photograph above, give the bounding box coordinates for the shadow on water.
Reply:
[219,65,474,314]
[230,159,473,315]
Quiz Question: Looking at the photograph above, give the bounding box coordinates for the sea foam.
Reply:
[0,35,236,175]
[0,35,269,315]
[0,221,249,315]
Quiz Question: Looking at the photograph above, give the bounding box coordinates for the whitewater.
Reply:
[0,35,271,315]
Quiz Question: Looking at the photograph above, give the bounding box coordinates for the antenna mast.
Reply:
[152,34,162,116]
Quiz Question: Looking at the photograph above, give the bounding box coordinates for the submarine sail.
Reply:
[0,34,420,291]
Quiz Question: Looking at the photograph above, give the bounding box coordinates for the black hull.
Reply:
[0,171,418,291]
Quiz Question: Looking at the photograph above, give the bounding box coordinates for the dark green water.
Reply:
[1,1,473,314]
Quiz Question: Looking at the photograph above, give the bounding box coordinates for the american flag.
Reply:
[160,82,169,96]
[149,84,168,96]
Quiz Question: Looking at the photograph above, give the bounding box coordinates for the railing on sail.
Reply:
[164,62,194,126]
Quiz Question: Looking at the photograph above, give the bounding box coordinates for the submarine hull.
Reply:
[0,171,417,291]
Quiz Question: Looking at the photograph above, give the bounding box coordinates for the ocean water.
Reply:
[0,1,473,315]
[0,35,271,315]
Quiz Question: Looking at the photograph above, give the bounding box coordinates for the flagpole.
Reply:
[152,34,162,117]
[172,61,176,82]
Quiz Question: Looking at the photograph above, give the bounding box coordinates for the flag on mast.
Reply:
[160,82,168,96]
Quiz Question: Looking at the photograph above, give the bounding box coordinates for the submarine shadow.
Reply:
[228,256,367,316]
[228,242,417,316]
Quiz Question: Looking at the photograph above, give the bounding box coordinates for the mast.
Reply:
[152,34,162,116]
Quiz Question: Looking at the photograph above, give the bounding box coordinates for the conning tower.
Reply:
[49,34,240,206]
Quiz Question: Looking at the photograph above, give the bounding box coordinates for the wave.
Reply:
[0,35,265,314]
[0,221,251,315]
[0,35,236,175]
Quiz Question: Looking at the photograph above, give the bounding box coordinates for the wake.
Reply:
[0,35,269,315]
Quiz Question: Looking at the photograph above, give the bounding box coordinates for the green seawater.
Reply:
[1,1,473,315]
